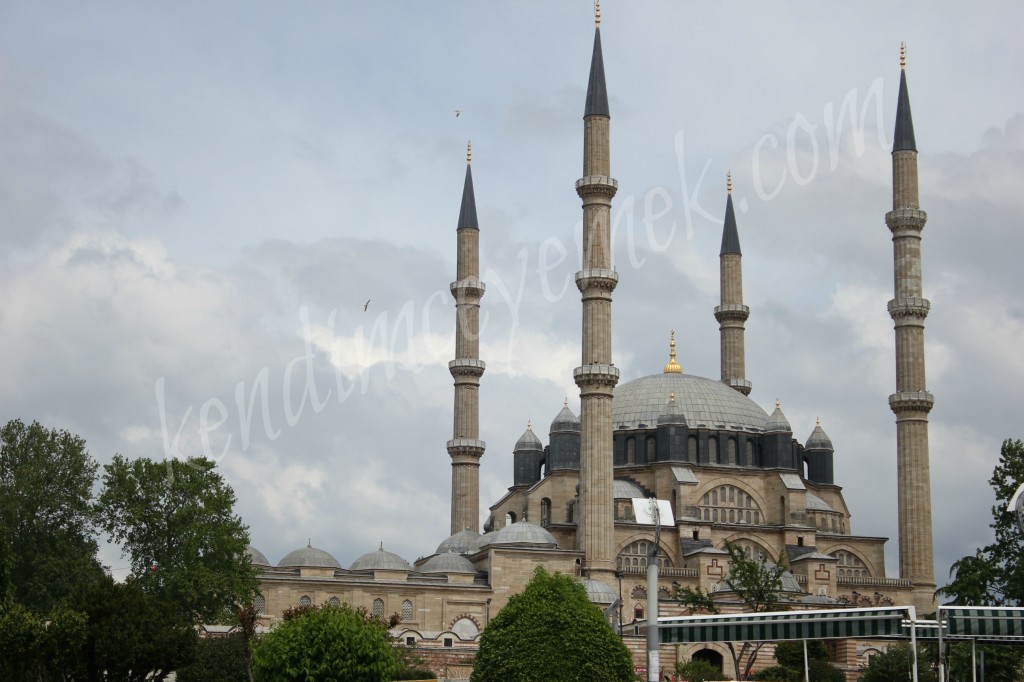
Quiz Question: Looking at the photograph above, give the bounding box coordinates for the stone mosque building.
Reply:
[249,10,936,676]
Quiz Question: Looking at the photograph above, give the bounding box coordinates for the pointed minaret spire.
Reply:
[886,47,935,609]
[894,43,917,152]
[575,4,618,586]
[584,6,610,118]
[448,146,487,534]
[715,173,751,395]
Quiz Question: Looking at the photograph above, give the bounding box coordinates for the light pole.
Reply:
[615,568,624,638]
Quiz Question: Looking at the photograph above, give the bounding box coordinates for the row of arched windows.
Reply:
[698,485,763,525]
[620,434,756,466]
[286,596,416,621]
[616,540,673,570]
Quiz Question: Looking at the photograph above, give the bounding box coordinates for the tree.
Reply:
[0,419,103,613]
[859,643,937,682]
[674,542,787,680]
[759,641,843,682]
[675,658,727,681]
[471,567,635,682]
[98,455,257,623]
[251,602,399,682]
[177,633,251,682]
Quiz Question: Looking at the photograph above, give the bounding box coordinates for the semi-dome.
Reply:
[474,521,559,551]
[278,542,341,569]
[613,479,645,499]
[581,578,617,605]
[764,400,792,433]
[514,424,543,451]
[350,544,412,571]
[614,373,769,432]
[247,545,270,566]
[420,550,477,574]
[550,402,580,432]
[805,491,835,512]
[436,528,482,555]
[805,420,833,450]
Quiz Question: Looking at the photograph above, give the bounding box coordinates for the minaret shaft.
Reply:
[448,162,486,535]
[886,65,935,607]
[574,26,619,584]
[715,191,751,395]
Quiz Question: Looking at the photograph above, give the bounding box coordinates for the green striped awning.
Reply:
[941,607,1024,642]
[661,607,914,644]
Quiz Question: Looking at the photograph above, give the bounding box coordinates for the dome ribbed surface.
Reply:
[436,528,482,555]
[247,546,270,566]
[764,404,792,433]
[350,546,411,571]
[614,373,769,432]
[657,393,687,426]
[805,423,833,450]
[473,521,559,551]
[613,479,645,499]
[581,578,617,605]
[514,426,543,451]
[550,405,580,432]
[278,543,341,569]
[421,551,476,574]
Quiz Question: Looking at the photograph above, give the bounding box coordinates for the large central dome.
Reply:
[613,373,769,433]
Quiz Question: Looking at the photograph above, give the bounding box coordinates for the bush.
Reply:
[177,633,250,682]
[676,658,728,680]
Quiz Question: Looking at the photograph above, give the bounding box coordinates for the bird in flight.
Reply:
[364,299,371,311]
[455,109,463,117]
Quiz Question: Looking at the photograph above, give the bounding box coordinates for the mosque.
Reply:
[248,9,936,677]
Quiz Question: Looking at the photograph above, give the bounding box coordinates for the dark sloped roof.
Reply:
[457,164,478,229]
[584,28,609,117]
[720,193,741,255]
[893,69,917,152]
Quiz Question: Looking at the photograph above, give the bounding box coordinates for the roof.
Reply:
[550,404,580,432]
[514,425,543,452]
[436,528,481,555]
[805,491,834,512]
[720,193,742,256]
[764,402,792,433]
[893,68,917,152]
[613,479,645,499]
[350,545,411,572]
[278,543,341,569]
[584,28,609,117]
[657,393,687,426]
[613,373,769,432]
[473,521,560,551]
[456,164,478,229]
[420,551,476,574]
[805,421,833,450]
[247,545,270,566]
[661,606,915,644]
[581,578,617,605]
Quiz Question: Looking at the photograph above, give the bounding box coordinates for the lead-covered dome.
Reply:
[421,550,477,574]
[350,544,412,571]
[278,542,341,569]
[805,420,833,450]
[614,373,769,432]
[437,528,482,555]
[550,403,580,432]
[473,521,559,551]
[581,578,617,605]
[247,546,270,566]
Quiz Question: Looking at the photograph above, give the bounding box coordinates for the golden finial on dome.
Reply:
[564,397,569,408]
[663,330,683,374]
[669,392,676,402]
[467,140,472,164]
[816,416,821,427]
[727,171,733,194]
[900,42,906,69]
[527,419,532,430]
[595,0,601,27]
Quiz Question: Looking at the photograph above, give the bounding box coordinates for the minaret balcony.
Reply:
[887,297,930,321]
[888,391,935,414]
[575,175,618,198]
[450,279,486,298]
[885,207,927,235]
[575,268,618,292]
[573,363,620,389]
[725,378,752,394]
[714,303,750,322]
[449,358,486,377]
[447,438,486,460]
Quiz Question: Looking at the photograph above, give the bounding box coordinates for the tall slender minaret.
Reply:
[574,3,619,583]
[447,142,487,535]
[886,45,935,606]
[715,172,751,395]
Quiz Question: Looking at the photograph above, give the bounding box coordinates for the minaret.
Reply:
[715,172,751,395]
[447,142,487,534]
[574,3,619,583]
[886,44,935,605]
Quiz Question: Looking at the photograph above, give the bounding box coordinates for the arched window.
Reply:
[616,540,673,570]
[540,498,551,527]
[401,600,414,622]
[372,598,385,618]
[727,438,737,465]
[254,593,266,614]
[688,436,698,462]
[299,595,312,607]
[697,485,763,526]
[505,511,516,526]
[626,438,636,465]
[634,604,645,621]
[709,437,719,464]
[328,596,340,607]
[831,551,869,577]
[631,586,647,599]
[646,437,657,463]
[746,439,754,464]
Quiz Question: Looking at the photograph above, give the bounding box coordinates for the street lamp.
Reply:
[615,568,624,638]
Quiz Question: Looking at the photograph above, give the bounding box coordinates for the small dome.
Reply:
[657,393,687,426]
[550,402,580,433]
[805,420,833,450]
[613,479,645,500]
[581,578,617,605]
[474,521,559,551]
[278,542,341,569]
[805,491,834,512]
[764,400,792,434]
[247,546,270,566]
[437,528,482,555]
[350,544,412,571]
[514,423,543,452]
[421,551,476,574]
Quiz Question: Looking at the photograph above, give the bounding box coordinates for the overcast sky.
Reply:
[1,1,1022,587]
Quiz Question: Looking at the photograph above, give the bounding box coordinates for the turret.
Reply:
[656,392,688,462]
[513,423,544,487]
[763,399,796,469]
[548,400,581,472]
[803,419,834,484]
[715,172,752,395]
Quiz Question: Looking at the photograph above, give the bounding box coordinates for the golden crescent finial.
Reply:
[816,416,821,427]
[664,330,683,373]
[527,419,532,430]
[595,0,601,28]
[564,397,569,408]
[467,140,472,164]
[775,398,781,409]
[900,42,906,69]
[727,171,733,194]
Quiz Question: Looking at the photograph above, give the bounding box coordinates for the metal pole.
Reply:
[803,639,810,682]
[646,499,661,682]
[911,607,919,682]
[971,638,977,682]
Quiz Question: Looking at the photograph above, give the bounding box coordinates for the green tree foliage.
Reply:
[251,602,399,682]
[759,641,843,682]
[675,658,727,680]
[471,567,635,682]
[177,633,251,682]
[859,643,937,682]
[98,455,257,623]
[945,641,1024,682]
[0,419,103,613]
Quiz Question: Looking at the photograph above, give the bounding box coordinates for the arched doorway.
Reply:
[691,648,723,673]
